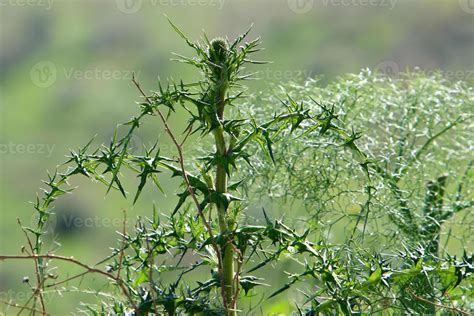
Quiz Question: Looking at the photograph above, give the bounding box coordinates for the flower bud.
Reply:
[208,38,229,65]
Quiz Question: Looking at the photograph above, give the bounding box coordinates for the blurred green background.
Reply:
[0,0,473,313]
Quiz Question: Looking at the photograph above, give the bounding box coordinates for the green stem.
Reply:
[214,125,235,314]
[213,80,235,314]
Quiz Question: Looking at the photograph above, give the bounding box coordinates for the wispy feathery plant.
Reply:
[248,71,473,256]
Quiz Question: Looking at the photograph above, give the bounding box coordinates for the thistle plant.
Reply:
[0,23,472,315]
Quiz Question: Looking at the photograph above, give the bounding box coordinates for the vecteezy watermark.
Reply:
[375,60,474,81]
[30,61,57,88]
[30,212,57,235]
[127,134,144,154]
[257,68,314,81]
[116,0,142,13]
[0,142,55,157]
[0,0,54,10]
[30,60,140,88]
[62,67,137,81]
[287,0,315,14]
[29,212,126,233]
[115,0,225,14]
[458,0,474,14]
[61,215,125,229]
[322,0,397,9]
[374,60,400,79]
[0,289,55,306]
[287,0,396,14]
[427,69,474,81]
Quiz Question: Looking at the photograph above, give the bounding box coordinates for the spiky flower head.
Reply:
[208,38,229,64]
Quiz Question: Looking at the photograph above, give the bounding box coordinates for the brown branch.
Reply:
[131,74,229,310]
[17,219,46,315]
[0,254,138,314]
[143,225,159,314]
[0,299,49,315]
[180,123,194,147]
[44,271,89,288]
[116,209,128,280]
[16,288,40,315]
[406,288,470,316]
[231,246,243,309]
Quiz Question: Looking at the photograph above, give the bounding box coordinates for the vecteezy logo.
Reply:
[287,0,314,14]
[459,0,474,13]
[30,61,57,88]
[375,60,400,79]
[128,134,144,154]
[116,0,142,14]
[30,212,57,235]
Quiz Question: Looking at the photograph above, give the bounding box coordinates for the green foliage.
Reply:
[248,71,473,255]
[2,23,472,316]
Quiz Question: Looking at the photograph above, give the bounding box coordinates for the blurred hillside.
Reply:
[0,0,473,313]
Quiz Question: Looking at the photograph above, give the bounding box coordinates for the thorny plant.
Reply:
[0,23,472,315]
